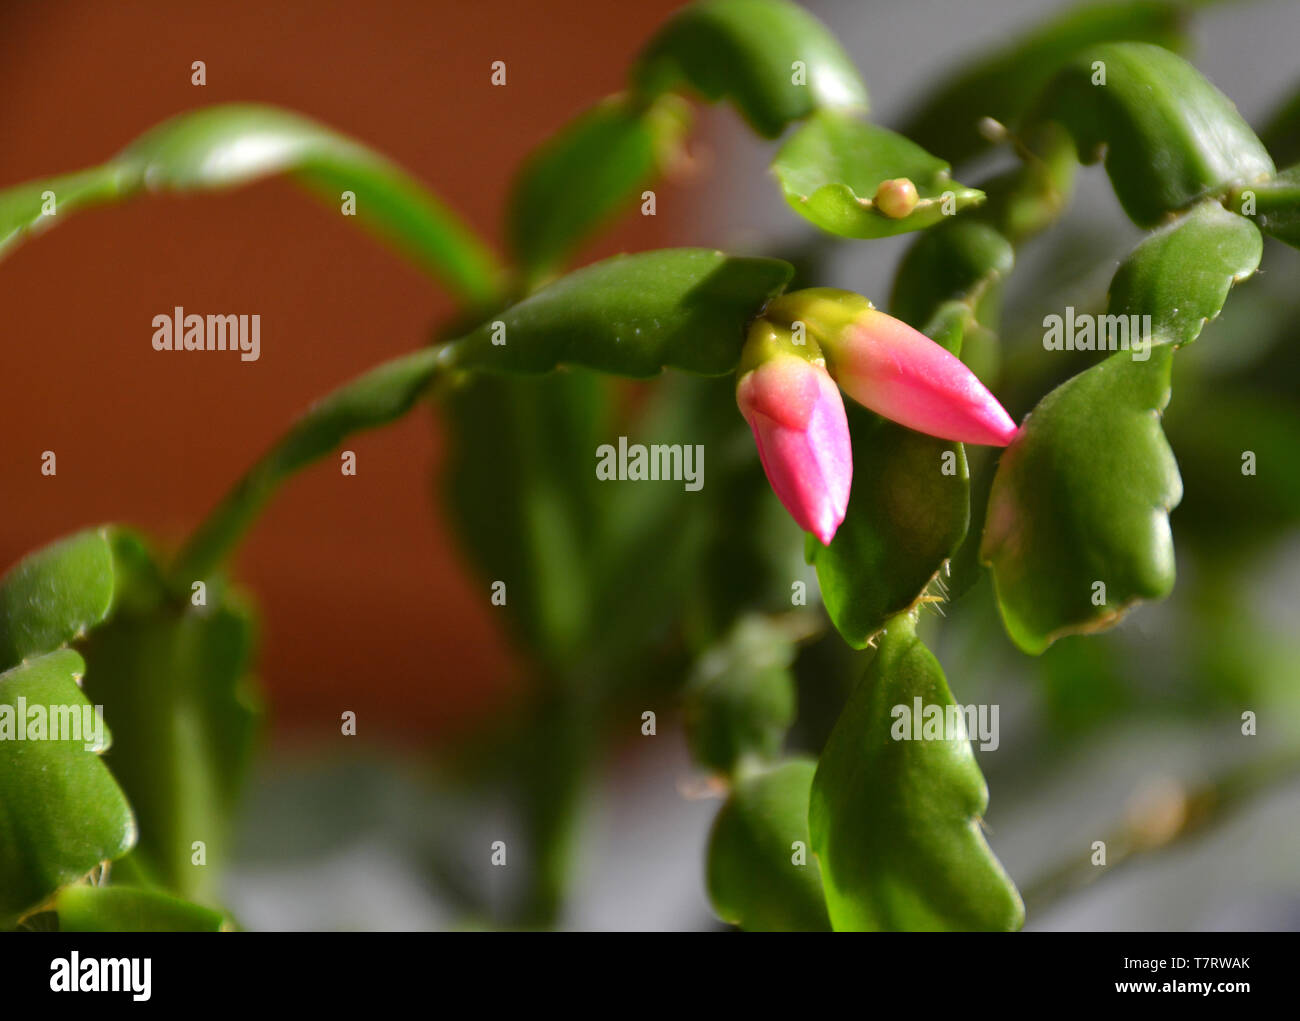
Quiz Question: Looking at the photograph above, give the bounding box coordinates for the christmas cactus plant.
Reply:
[2,0,1298,933]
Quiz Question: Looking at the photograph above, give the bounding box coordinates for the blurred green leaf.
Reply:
[772,112,983,239]
[0,650,135,927]
[1107,200,1261,346]
[1261,78,1300,167]
[446,248,793,378]
[809,403,968,649]
[982,347,1182,654]
[1029,43,1274,227]
[440,369,608,664]
[684,616,797,775]
[0,528,115,670]
[0,103,502,303]
[631,0,866,138]
[1229,165,1300,250]
[507,94,690,281]
[56,884,226,932]
[810,615,1022,931]
[707,758,830,931]
[80,555,259,903]
[900,1,1186,165]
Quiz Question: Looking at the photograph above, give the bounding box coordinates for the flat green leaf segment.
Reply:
[1230,165,1300,250]
[56,884,225,932]
[0,529,115,670]
[173,346,449,583]
[508,94,690,281]
[900,1,1186,165]
[684,616,796,776]
[631,0,867,138]
[773,112,983,238]
[1030,43,1274,227]
[0,103,501,303]
[1108,200,1261,347]
[0,650,135,927]
[80,549,259,904]
[446,249,794,378]
[707,759,830,931]
[810,403,968,649]
[810,615,1023,931]
[982,347,1182,655]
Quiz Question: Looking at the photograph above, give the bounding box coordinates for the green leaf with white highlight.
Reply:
[0,529,116,671]
[810,615,1023,931]
[773,112,984,239]
[0,103,502,303]
[631,0,866,139]
[1028,43,1274,227]
[0,650,135,927]
[1107,200,1261,347]
[981,347,1182,655]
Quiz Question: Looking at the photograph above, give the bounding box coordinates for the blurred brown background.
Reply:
[0,0,694,738]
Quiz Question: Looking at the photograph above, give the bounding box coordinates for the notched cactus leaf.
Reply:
[809,402,968,649]
[1108,200,1261,347]
[810,616,1023,931]
[0,650,136,927]
[631,0,866,138]
[773,112,983,239]
[707,758,830,931]
[1030,43,1274,227]
[982,347,1182,654]
[446,248,793,378]
[0,529,116,671]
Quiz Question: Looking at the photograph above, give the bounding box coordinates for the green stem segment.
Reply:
[169,345,453,587]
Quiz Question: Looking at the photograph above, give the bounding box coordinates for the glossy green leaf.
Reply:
[1029,43,1274,227]
[507,94,689,281]
[900,1,1186,165]
[890,219,1015,334]
[56,884,226,932]
[981,347,1182,654]
[809,403,968,649]
[684,616,796,775]
[0,650,135,927]
[173,346,448,583]
[707,758,830,931]
[1228,165,1300,250]
[631,0,867,138]
[1107,200,1261,345]
[80,574,259,902]
[0,529,116,671]
[0,103,502,303]
[772,112,983,239]
[810,615,1023,931]
[445,248,793,378]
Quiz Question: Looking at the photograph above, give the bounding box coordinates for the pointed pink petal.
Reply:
[738,355,852,545]
[832,309,1017,446]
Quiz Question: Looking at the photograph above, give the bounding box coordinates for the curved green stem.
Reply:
[168,345,455,587]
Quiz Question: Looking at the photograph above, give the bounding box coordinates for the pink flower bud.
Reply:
[737,348,852,546]
[829,308,1017,447]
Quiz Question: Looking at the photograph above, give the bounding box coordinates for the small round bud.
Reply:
[874,178,919,219]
